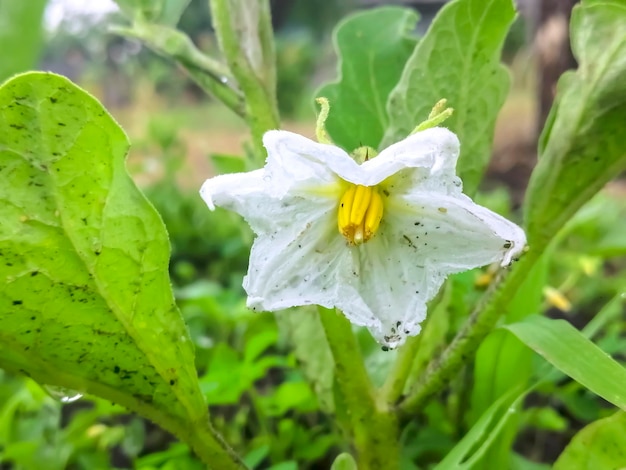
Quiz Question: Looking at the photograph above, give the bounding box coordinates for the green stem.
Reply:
[381,286,448,405]
[257,0,278,96]
[380,334,422,405]
[318,307,399,470]
[398,249,539,419]
[0,355,246,469]
[185,66,245,118]
[111,23,246,118]
[210,0,280,161]
[186,416,249,469]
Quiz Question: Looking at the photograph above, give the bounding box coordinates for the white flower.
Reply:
[200,128,526,348]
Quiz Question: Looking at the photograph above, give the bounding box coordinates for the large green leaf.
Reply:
[382,0,515,194]
[504,315,626,411]
[0,0,47,82]
[0,72,242,468]
[524,0,626,246]
[554,411,626,470]
[316,7,418,151]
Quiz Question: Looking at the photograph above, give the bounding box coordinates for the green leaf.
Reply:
[524,1,626,246]
[266,462,298,470]
[0,0,47,82]
[554,411,626,470]
[261,381,316,416]
[470,330,531,469]
[471,331,532,423]
[467,252,550,464]
[277,307,335,413]
[383,0,515,195]
[506,251,550,322]
[160,0,192,25]
[316,7,419,151]
[504,315,626,411]
[114,0,190,25]
[110,21,244,118]
[331,453,358,470]
[209,0,279,160]
[0,72,242,468]
[434,387,525,470]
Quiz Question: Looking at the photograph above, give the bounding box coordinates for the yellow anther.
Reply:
[337,185,356,233]
[338,184,384,245]
[364,190,383,238]
[350,185,372,226]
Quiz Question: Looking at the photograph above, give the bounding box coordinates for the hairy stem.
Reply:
[186,416,248,469]
[318,307,399,470]
[111,23,246,118]
[398,250,539,419]
[210,0,280,161]
[380,334,423,405]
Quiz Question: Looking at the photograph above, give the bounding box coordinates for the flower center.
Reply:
[337,184,384,245]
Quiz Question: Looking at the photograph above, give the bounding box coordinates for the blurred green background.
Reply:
[1,1,624,469]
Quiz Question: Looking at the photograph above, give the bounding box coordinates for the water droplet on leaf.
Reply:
[43,385,83,403]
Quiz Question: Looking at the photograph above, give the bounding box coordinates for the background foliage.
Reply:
[1,0,625,469]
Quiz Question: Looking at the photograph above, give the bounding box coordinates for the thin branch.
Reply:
[318,307,399,470]
[111,23,246,118]
[398,250,538,420]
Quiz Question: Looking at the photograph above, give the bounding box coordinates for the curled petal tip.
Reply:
[199,181,216,211]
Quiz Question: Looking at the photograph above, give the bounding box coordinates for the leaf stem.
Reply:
[186,416,249,469]
[111,23,246,118]
[398,250,539,419]
[318,307,399,469]
[380,334,422,405]
[210,0,280,161]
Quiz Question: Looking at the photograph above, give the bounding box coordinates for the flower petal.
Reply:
[360,127,461,188]
[263,127,461,190]
[385,191,526,270]
[263,131,357,197]
[200,169,279,234]
[201,127,526,350]
[242,200,381,331]
[338,236,445,348]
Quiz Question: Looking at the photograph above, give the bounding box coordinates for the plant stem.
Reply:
[318,307,399,470]
[381,286,448,405]
[380,333,422,405]
[111,23,246,118]
[210,0,280,162]
[185,415,249,469]
[397,250,539,419]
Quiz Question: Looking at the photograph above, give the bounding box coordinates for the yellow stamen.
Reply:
[338,184,384,245]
